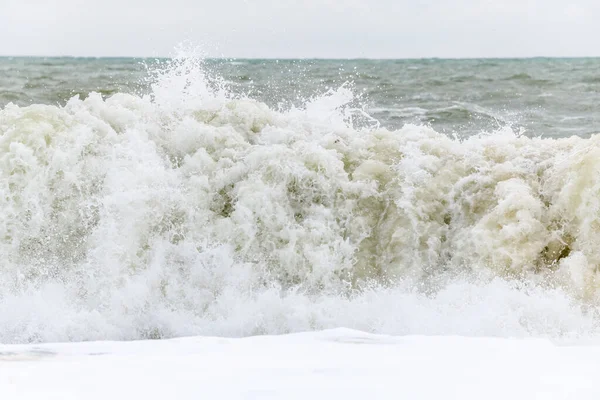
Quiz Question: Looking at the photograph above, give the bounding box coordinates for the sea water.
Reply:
[2,54,600,343]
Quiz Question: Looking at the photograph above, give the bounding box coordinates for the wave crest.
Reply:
[1,55,600,342]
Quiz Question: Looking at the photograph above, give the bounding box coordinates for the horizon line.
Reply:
[1,55,600,61]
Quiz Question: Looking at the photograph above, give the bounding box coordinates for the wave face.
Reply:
[2,56,600,343]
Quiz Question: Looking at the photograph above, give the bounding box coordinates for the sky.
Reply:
[1,0,599,58]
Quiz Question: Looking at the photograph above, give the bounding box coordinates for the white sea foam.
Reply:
[4,330,600,399]
[1,54,600,343]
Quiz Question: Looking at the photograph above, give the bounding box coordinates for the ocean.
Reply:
[2,55,600,344]
[3,57,600,137]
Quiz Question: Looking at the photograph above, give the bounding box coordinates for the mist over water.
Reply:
[2,54,600,343]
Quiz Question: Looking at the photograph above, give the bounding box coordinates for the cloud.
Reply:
[0,0,599,57]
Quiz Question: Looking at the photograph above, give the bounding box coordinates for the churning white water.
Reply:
[2,55,600,343]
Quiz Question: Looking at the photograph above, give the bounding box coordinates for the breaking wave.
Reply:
[2,55,600,343]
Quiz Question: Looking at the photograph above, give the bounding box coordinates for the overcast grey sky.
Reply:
[1,0,599,58]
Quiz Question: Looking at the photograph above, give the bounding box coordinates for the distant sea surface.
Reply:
[2,57,600,138]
